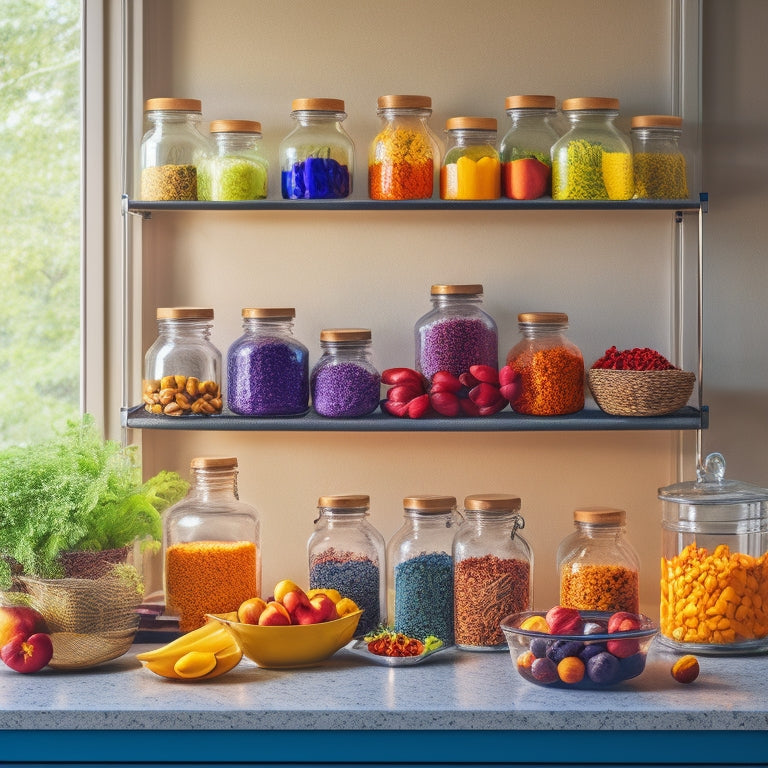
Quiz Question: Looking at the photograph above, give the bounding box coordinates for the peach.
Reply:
[334,597,360,617]
[237,597,268,625]
[671,654,700,684]
[545,606,583,635]
[307,588,342,604]
[309,594,338,623]
[607,611,642,633]
[1,632,53,673]
[257,601,291,626]
[0,606,48,647]
[282,590,312,623]
[273,579,303,603]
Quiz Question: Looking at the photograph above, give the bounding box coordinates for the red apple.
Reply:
[0,606,49,648]
[545,606,584,635]
[1,632,53,673]
[257,601,291,626]
[608,611,642,633]
[237,597,267,625]
[309,594,338,623]
[606,638,641,658]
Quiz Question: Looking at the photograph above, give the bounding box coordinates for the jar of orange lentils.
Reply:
[505,312,584,415]
[163,456,261,632]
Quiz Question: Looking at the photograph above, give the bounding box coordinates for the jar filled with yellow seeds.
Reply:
[630,115,689,199]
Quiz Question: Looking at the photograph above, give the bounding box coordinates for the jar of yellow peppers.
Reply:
[440,117,500,200]
[658,452,768,655]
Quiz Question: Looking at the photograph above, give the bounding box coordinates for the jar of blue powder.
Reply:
[311,328,381,418]
[387,495,461,643]
[414,284,499,380]
[226,307,309,417]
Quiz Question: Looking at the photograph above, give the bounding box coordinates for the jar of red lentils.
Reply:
[453,494,532,651]
[163,456,261,632]
[505,312,584,415]
[557,507,640,613]
[658,452,768,655]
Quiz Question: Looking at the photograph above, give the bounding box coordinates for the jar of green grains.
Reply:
[500,95,560,200]
[387,495,461,643]
[199,119,269,201]
[139,98,210,201]
[440,117,501,200]
[368,94,442,200]
[310,328,381,418]
[279,98,354,199]
[414,284,499,380]
[453,494,532,651]
[630,115,689,200]
[308,494,386,636]
[551,97,634,200]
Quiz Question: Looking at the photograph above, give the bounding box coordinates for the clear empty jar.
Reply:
[631,115,689,199]
[440,117,501,200]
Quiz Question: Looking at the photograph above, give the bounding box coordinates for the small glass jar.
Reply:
[505,312,584,415]
[659,452,768,655]
[557,507,640,613]
[500,95,560,200]
[368,94,442,200]
[199,119,269,201]
[279,98,354,199]
[143,307,223,416]
[311,328,381,418]
[139,98,210,200]
[415,284,499,379]
[631,115,689,200]
[453,494,532,650]
[387,495,460,643]
[163,456,261,632]
[308,494,386,636]
[440,117,501,200]
[226,307,309,417]
[551,97,634,200]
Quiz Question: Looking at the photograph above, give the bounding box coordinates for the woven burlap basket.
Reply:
[588,369,696,417]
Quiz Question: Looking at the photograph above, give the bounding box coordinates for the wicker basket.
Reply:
[588,369,696,417]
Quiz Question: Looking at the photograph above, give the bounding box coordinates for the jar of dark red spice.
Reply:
[505,312,584,415]
[453,493,532,651]
[311,328,381,418]
[415,284,498,380]
[226,307,309,417]
[308,494,386,636]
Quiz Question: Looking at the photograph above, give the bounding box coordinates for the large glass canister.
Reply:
[368,94,441,200]
[415,284,499,380]
[630,115,689,200]
[139,98,210,200]
[143,307,223,417]
[440,117,501,200]
[387,495,460,644]
[308,494,386,636]
[659,452,768,655]
[279,98,354,199]
[453,494,532,651]
[226,307,309,417]
[551,97,634,200]
[557,507,640,613]
[505,312,584,415]
[163,456,261,632]
[500,95,560,200]
[311,328,381,418]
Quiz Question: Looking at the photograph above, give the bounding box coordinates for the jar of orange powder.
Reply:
[163,456,261,631]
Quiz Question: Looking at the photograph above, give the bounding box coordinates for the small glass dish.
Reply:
[344,638,451,666]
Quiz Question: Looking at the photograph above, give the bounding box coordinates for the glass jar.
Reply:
[500,95,560,200]
[368,94,441,200]
[658,452,768,655]
[440,117,501,200]
[143,307,223,416]
[226,307,309,417]
[311,328,381,418]
[505,312,584,415]
[163,456,261,632]
[199,119,269,201]
[279,98,354,199]
[557,507,640,613]
[308,494,386,636]
[551,97,634,200]
[453,494,532,650]
[630,115,689,200]
[387,495,460,643]
[415,284,499,380]
[139,98,210,200]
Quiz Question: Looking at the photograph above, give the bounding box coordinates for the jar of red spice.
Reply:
[368,95,442,200]
[505,312,584,415]
[556,507,640,613]
[453,493,532,651]
[163,456,261,632]
[440,117,501,200]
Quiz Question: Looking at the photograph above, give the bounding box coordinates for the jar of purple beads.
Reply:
[414,284,499,380]
[226,307,309,417]
[311,328,381,418]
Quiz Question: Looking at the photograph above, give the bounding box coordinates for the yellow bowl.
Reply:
[206,610,362,669]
